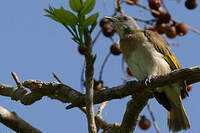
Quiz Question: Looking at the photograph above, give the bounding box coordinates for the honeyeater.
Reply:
[106,15,190,132]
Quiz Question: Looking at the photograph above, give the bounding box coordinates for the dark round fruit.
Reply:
[155,23,168,34]
[94,80,104,90]
[100,18,110,27]
[126,67,133,77]
[187,84,192,92]
[185,0,198,10]
[149,0,161,10]
[157,12,171,24]
[102,24,115,37]
[78,45,86,55]
[139,116,151,130]
[176,23,189,36]
[110,43,121,55]
[166,26,177,38]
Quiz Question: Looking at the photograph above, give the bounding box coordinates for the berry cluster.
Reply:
[147,0,189,39]
[100,18,115,37]
[100,18,121,56]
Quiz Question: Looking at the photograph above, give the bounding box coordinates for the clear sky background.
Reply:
[0,0,200,133]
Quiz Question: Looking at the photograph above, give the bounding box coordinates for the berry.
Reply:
[185,0,198,10]
[110,43,121,55]
[126,67,133,77]
[187,84,192,92]
[149,0,161,10]
[78,45,86,55]
[176,23,189,36]
[102,24,115,37]
[155,23,168,34]
[157,12,171,24]
[94,80,104,90]
[100,18,110,27]
[181,85,192,99]
[139,116,151,130]
[166,26,177,38]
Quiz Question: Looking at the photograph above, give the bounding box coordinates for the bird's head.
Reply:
[106,14,141,38]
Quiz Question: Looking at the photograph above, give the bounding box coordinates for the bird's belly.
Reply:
[125,46,171,81]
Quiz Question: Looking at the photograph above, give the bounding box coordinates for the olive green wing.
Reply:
[144,30,181,70]
[144,30,188,97]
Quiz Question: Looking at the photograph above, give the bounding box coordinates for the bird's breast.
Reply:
[121,38,171,80]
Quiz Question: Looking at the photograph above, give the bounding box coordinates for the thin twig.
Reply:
[11,72,23,89]
[188,25,200,35]
[135,3,160,15]
[99,52,111,81]
[115,0,124,14]
[97,101,108,116]
[161,0,169,12]
[92,30,101,45]
[147,103,160,133]
[133,17,156,25]
[52,72,63,84]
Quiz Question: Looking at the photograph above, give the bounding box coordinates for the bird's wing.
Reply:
[144,30,181,70]
[144,30,188,97]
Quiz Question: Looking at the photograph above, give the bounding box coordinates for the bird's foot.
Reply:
[144,75,155,86]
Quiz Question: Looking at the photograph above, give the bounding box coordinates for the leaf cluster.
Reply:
[44,0,98,46]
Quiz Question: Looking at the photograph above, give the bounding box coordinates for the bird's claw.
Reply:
[144,75,155,86]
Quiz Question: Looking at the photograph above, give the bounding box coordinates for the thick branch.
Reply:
[0,106,41,133]
[118,93,151,133]
[0,66,200,107]
[0,81,83,105]
[66,66,200,108]
[0,66,199,133]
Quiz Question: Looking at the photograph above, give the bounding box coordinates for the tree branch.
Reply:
[0,66,199,107]
[0,106,42,133]
[118,92,151,133]
[0,66,200,132]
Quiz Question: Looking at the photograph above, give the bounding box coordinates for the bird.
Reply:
[106,14,190,132]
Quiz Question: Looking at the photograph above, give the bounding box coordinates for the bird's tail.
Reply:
[163,84,190,132]
[167,102,190,132]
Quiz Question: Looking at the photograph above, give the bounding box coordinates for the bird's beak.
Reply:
[105,16,117,22]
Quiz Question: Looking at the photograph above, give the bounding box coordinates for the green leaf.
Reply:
[83,13,99,28]
[90,20,97,33]
[45,7,78,26]
[54,8,78,26]
[80,0,95,15]
[69,0,82,13]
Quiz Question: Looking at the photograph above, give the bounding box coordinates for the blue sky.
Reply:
[0,0,200,133]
